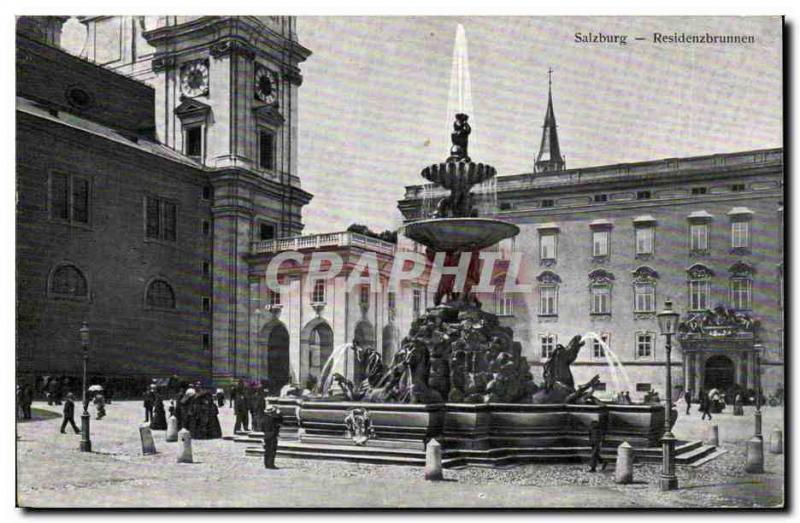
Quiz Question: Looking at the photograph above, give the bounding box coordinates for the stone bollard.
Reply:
[424,439,443,481]
[139,424,157,455]
[709,424,719,447]
[165,415,179,442]
[745,436,764,473]
[177,429,193,463]
[614,442,634,484]
[770,428,783,455]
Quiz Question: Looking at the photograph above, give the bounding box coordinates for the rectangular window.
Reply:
[635,226,654,255]
[202,261,210,278]
[541,199,554,208]
[731,220,750,248]
[634,283,656,313]
[731,184,746,192]
[413,289,422,318]
[636,383,652,392]
[592,230,609,257]
[594,382,607,392]
[145,196,177,241]
[594,194,608,203]
[496,291,514,316]
[591,285,611,315]
[730,279,752,310]
[185,126,203,158]
[312,279,325,303]
[267,288,281,307]
[691,187,707,195]
[592,334,610,359]
[260,223,276,241]
[540,233,557,260]
[259,129,275,170]
[636,190,652,200]
[202,297,211,312]
[689,280,709,311]
[540,335,556,359]
[202,221,210,237]
[50,172,90,224]
[636,333,653,358]
[202,333,210,350]
[72,178,89,223]
[690,223,708,251]
[202,186,213,200]
[539,285,557,316]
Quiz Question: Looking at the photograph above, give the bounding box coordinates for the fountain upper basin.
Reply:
[421,160,496,189]
[403,217,520,252]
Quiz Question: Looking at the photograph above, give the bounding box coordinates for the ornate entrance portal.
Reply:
[678,305,761,400]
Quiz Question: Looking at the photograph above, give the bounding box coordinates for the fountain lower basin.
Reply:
[402,217,520,252]
[271,397,667,451]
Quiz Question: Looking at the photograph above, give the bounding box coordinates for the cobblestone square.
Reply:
[16,400,784,508]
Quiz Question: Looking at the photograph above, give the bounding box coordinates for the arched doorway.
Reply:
[704,355,735,391]
[382,324,398,363]
[353,320,375,349]
[259,322,290,393]
[307,322,333,384]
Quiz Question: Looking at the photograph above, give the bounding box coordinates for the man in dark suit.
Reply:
[684,389,692,415]
[60,393,80,434]
[143,385,155,422]
[588,420,607,472]
[261,404,284,469]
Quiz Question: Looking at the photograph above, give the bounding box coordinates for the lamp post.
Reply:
[657,299,680,491]
[79,322,91,452]
[754,349,762,440]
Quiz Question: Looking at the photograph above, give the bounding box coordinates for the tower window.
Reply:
[145,196,178,242]
[691,187,708,195]
[50,172,90,224]
[185,126,203,159]
[594,194,608,203]
[636,190,652,200]
[202,297,211,312]
[202,261,210,278]
[146,280,176,310]
[312,279,326,304]
[541,199,555,208]
[259,223,276,241]
[259,129,275,170]
[731,184,746,192]
[202,186,213,200]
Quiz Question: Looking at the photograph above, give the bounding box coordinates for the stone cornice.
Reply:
[207,167,313,206]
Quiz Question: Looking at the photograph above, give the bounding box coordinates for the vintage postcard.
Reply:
[14,15,784,509]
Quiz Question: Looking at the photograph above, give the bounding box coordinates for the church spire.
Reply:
[534,68,566,173]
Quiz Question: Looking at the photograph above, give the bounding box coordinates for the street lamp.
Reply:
[754,348,762,440]
[657,299,680,491]
[79,322,91,452]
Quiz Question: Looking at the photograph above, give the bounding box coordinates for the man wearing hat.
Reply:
[261,403,283,469]
[143,384,156,422]
[60,393,80,434]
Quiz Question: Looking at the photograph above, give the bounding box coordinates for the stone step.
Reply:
[676,444,716,463]
[245,447,426,466]
[688,447,728,468]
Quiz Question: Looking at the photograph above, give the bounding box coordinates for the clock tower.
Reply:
[75,16,313,384]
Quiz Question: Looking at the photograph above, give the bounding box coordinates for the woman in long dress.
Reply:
[150,392,167,430]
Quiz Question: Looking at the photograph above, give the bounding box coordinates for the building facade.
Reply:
[16,16,313,387]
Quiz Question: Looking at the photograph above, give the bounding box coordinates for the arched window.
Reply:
[49,264,88,298]
[146,279,176,309]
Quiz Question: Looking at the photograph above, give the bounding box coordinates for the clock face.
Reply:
[255,64,278,105]
[180,59,209,98]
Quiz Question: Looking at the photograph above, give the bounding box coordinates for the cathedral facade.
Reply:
[16,16,312,388]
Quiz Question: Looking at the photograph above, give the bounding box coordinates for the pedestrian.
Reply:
[233,381,250,433]
[216,388,225,408]
[143,384,155,422]
[93,392,106,420]
[150,390,167,430]
[700,390,712,421]
[60,393,80,434]
[733,393,744,416]
[251,386,266,433]
[261,404,284,469]
[21,383,34,420]
[588,420,606,472]
[684,389,692,415]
